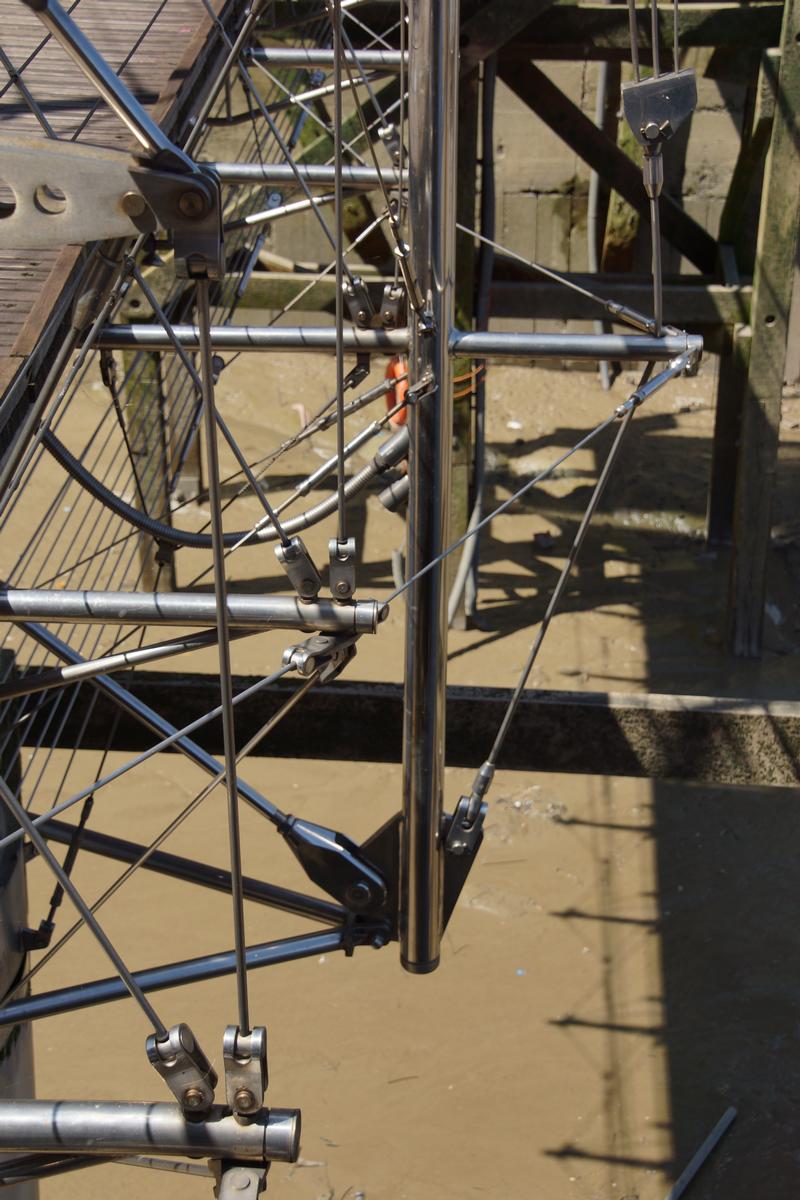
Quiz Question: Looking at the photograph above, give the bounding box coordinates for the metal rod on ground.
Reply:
[664,1108,737,1200]
[401,0,459,973]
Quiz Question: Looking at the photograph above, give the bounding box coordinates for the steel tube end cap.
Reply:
[263,1108,301,1162]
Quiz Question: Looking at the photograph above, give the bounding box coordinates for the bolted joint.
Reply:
[223,1025,268,1121]
[120,190,148,219]
[214,1162,268,1199]
[275,536,322,601]
[282,632,357,682]
[177,188,210,219]
[146,1023,217,1114]
[329,537,357,601]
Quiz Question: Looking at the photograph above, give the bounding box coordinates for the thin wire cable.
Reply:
[0,661,293,855]
[13,670,318,997]
[674,0,680,65]
[483,404,638,774]
[385,409,622,607]
[0,45,57,136]
[234,60,358,286]
[627,0,641,81]
[651,0,661,76]
[196,275,250,1035]
[332,0,348,544]
[651,194,663,334]
[0,773,167,1035]
[456,223,656,333]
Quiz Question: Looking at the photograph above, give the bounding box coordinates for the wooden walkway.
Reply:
[0,0,226,381]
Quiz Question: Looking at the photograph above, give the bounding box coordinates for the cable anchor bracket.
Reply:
[223,1025,268,1121]
[275,537,323,601]
[282,631,358,682]
[622,68,698,200]
[146,1023,218,1115]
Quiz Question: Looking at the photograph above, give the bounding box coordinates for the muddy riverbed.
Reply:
[16,341,800,1200]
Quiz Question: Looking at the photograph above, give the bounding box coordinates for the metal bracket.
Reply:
[146,1023,218,1114]
[622,68,697,149]
[344,354,371,392]
[214,1161,269,1200]
[329,536,357,601]
[223,1025,268,1120]
[343,276,375,328]
[281,631,357,681]
[274,536,322,601]
[0,134,224,277]
[444,794,488,856]
[378,121,402,166]
[19,920,54,951]
[280,816,388,914]
[379,282,406,331]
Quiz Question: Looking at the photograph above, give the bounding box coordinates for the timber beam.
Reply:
[18,673,800,788]
[503,3,784,61]
[488,273,752,330]
[498,60,719,274]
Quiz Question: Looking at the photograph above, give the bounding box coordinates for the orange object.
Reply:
[385,356,409,425]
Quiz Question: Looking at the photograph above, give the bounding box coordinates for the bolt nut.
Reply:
[234,1087,258,1112]
[182,1087,206,1110]
[344,881,372,908]
[177,189,208,219]
[120,190,147,219]
[642,120,661,142]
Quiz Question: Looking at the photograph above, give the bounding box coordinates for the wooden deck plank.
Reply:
[0,0,224,366]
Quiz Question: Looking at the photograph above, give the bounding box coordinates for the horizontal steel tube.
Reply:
[0,929,346,1026]
[449,329,704,361]
[248,47,406,69]
[96,326,410,354]
[0,590,381,633]
[96,326,701,361]
[210,162,403,186]
[0,1102,299,1163]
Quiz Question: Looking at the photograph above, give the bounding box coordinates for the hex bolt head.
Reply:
[344,881,372,908]
[177,189,208,219]
[182,1087,206,1110]
[234,1087,258,1112]
[120,191,147,218]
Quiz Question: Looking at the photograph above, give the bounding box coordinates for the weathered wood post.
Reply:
[728,0,800,655]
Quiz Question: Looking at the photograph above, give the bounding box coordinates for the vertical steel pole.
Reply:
[400,0,459,973]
